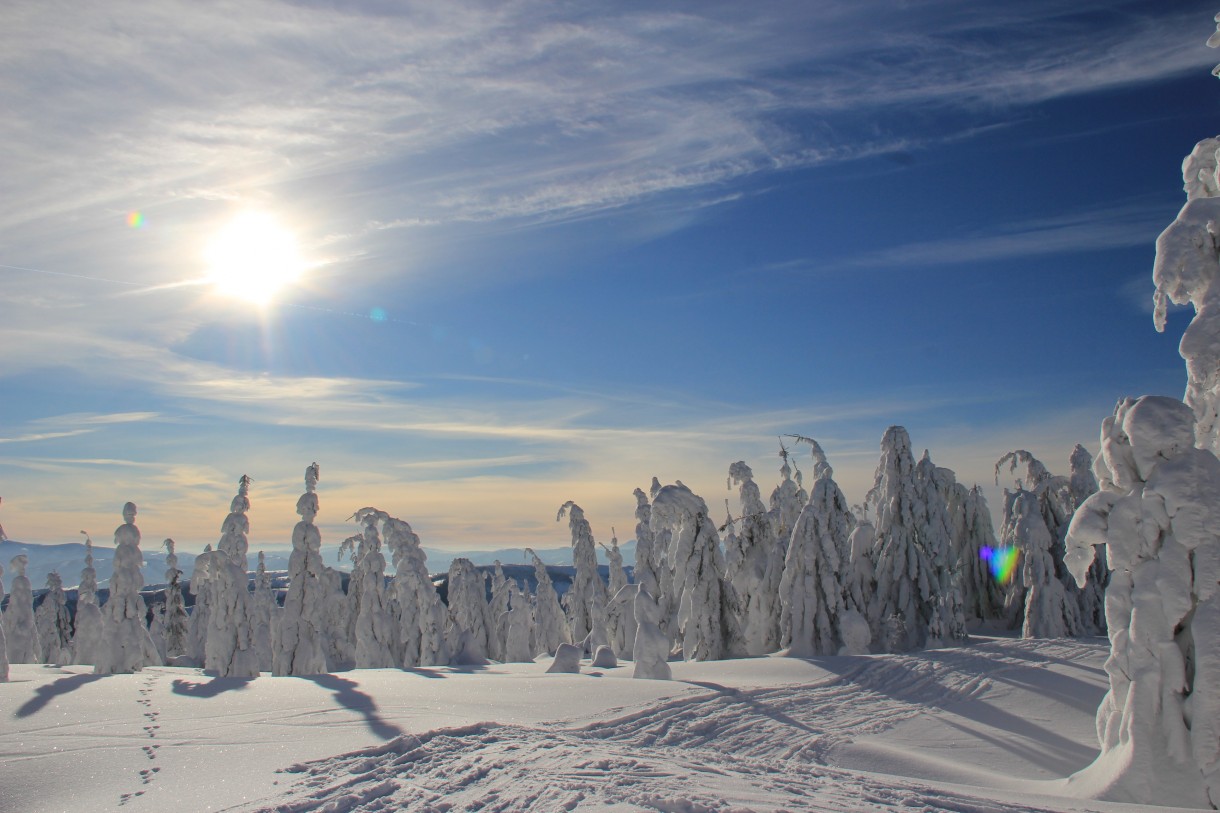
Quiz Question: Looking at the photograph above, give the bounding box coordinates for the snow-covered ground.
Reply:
[0,635,1191,813]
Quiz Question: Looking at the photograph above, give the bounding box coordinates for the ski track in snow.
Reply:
[236,640,1086,813]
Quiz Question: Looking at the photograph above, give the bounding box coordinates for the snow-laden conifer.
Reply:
[556,501,608,651]
[1002,487,1080,639]
[72,533,104,666]
[251,551,275,670]
[954,487,1006,623]
[342,508,396,668]
[914,452,969,646]
[624,566,670,680]
[487,561,510,662]
[602,531,634,659]
[160,539,189,661]
[725,461,781,655]
[320,565,352,670]
[0,563,7,682]
[501,580,535,663]
[446,557,493,664]
[650,483,744,661]
[95,503,159,674]
[383,514,444,667]
[206,476,260,677]
[1064,396,1220,806]
[866,427,939,652]
[632,488,662,604]
[273,463,329,676]
[843,519,875,619]
[185,544,215,664]
[4,554,41,663]
[527,548,570,655]
[35,571,71,665]
[778,446,858,657]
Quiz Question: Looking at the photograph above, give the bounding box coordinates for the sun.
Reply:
[204,211,307,306]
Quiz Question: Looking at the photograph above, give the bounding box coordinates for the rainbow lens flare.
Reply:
[979,545,1019,585]
[126,211,145,228]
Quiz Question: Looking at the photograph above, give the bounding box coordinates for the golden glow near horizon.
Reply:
[204,211,306,306]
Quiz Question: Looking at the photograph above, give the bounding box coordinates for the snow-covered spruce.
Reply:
[273,463,330,676]
[501,580,535,663]
[650,482,745,661]
[383,514,446,667]
[778,446,861,657]
[252,550,275,671]
[527,548,570,655]
[71,534,104,666]
[914,451,969,646]
[185,544,215,664]
[5,555,42,664]
[161,539,189,662]
[949,485,1006,624]
[95,503,160,674]
[725,461,781,656]
[206,475,260,677]
[0,563,7,682]
[34,571,71,665]
[446,557,494,664]
[342,508,396,669]
[1065,396,1220,807]
[602,532,634,659]
[618,565,671,680]
[488,561,510,663]
[1002,488,1080,639]
[556,501,608,653]
[631,488,662,614]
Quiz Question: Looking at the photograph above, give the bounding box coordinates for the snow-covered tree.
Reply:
[778,446,858,657]
[556,501,608,651]
[35,571,71,665]
[446,557,493,664]
[4,554,40,664]
[725,461,781,655]
[342,508,396,669]
[383,514,444,667]
[160,539,189,661]
[843,519,875,619]
[952,487,1006,623]
[320,565,352,670]
[0,564,8,682]
[72,533,104,666]
[1002,488,1080,639]
[621,566,670,680]
[632,488,662,605]
[650,483,744,661]
[527,548,570,655]
[273,463,330,676]
[488,561,510,662]
[1065,396,1220,806]
[185,544,216,664]
[866,427,942,653]
[602,531,634,659]
[251,551,275,671]
[914,452,969,646]
[501,581,534,663]
[206,475,260,677]
[95,503,159,674]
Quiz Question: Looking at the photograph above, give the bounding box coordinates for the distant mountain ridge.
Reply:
[0,538,637,590]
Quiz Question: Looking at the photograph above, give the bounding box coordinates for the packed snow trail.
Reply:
[236,639,1108,813]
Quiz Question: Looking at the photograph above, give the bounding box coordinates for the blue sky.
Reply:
[1,0,1216,554]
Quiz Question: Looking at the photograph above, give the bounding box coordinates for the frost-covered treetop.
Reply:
[727,461,766,517]
[994,450,1052,490]
[10,554,28,577]
[650,482,709,525]
[305,463,320,492]
[789,435,832,480]
[297,465,321,522]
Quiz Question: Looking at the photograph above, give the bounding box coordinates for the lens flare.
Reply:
[979,545,1020,585]
[126,211,144,228]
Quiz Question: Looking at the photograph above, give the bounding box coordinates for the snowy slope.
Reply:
[0,636,1188,813]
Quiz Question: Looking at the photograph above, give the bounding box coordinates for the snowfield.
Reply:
[0,635,1190,813]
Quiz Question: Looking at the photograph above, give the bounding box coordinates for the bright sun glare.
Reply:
[204,211,306,306]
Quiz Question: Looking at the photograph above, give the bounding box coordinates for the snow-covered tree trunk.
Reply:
[72,535,104,666]
[35,571,72,665]
[206,476,260,677]
[273,463,330,676]
[95,503,159,674]
[557,501,608,651]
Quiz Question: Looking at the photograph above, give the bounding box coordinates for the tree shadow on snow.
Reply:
[171,675,256,699]
[16,673,105,718]
[299,674,405,741]
[683,679,821,736]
